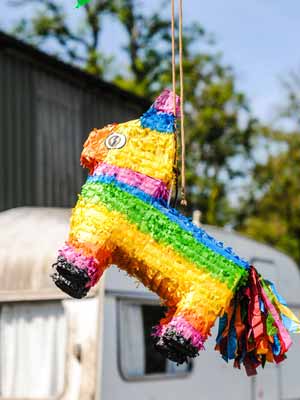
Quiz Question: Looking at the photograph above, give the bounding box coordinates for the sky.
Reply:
[1,0,300,123]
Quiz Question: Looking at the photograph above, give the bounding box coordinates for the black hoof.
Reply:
[153,328,199,364]
[51,256,90,299]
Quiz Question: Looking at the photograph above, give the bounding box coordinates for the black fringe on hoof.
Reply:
[152,328,199,364]
[51,256,90,299]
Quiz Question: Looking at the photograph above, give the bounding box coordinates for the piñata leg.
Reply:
[152,308,203,364]
[153,272,235,364]
[52,196,115,298]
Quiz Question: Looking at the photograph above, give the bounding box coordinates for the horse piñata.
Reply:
[52,89,300,375]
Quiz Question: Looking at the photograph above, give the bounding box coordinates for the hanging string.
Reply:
[170,0,187,207]
[171,0,177,111]
[169,0,179,207]
[178,0,187,206]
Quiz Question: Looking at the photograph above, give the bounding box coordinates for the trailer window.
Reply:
[118,300,191,380]
[0,301,67,398]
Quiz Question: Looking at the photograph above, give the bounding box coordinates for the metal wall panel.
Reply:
[0,43,147,211]
[34,70,84,207]
[0,50,35,211]
[81,89,141,136]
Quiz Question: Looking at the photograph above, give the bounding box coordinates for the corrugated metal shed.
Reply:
[0,31,150,210]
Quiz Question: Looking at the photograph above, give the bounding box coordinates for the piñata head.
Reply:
[52,90,300,374]
[80,89,179,188]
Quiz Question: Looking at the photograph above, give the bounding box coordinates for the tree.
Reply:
[9,0,117,75]
[8,0,258,225]
[184,73,257,224]
[235,72,300,266]
[279,69,300,126]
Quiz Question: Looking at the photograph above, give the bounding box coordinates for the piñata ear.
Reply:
[80,124,117,173]
[154,89,181,116]
[140,89,181,134]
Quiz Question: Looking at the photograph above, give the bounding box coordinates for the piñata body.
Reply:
[52,90,300,374]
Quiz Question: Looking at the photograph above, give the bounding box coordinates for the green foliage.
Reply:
[233,72,300,267]
[10,0,116,75]
[279,70,300,126]
[9,0,258,226]
[236,129,300,265]
[184,74,257,224]
[111,0,258,224]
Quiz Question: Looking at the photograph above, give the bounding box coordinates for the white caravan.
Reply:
[0,207,299,400]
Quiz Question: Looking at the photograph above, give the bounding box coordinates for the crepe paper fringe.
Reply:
[215,266,299,376]
[262,280,300,334]
[92,162,170,201]
[140,106,176,133]
[153,88,181,116]
[59,243,100,287]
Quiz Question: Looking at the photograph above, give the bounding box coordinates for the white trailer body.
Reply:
[0,207,299,400]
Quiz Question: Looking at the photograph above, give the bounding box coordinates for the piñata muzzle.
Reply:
[52,89,300,374]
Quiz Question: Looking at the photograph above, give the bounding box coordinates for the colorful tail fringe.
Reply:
[215,266,300,376]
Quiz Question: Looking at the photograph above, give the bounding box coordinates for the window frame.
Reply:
[0,299,69,400]
[116,293,193,382]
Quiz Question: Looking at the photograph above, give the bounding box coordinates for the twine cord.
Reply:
[171,0,177,112]
[170,0,187,207]
[178,0,187,206]
[169,0,178,207]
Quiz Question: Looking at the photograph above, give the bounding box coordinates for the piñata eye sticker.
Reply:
[105,133,126,149]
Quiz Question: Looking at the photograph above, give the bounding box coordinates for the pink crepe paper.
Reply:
[260,287,292,353]
[59,244,100,287]
[93,162,170,201]
[153,316,206,351]
[153,89,181,117]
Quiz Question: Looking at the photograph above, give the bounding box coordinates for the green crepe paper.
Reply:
[75,0,92,8]
[261,279,282,312]
[266,313,278,336]
[261,279,282,337]
[81,181,248,290]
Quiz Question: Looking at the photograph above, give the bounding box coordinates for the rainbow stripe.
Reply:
[82,178,249,284]
[92,163,170,201]
[66,166,249,341]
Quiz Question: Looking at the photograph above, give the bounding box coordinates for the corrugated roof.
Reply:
[0,30,150,108]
